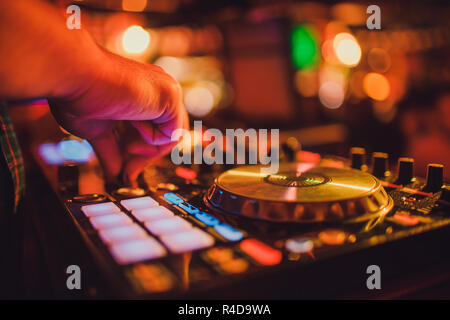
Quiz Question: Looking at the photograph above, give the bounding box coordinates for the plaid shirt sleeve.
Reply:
[0,101,25,212]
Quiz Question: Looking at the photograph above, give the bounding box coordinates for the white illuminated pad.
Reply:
[99,224,148,245]
[132,206,174,222]
[160,228,215,254]
[90,213,133,230]
[110,238,167,265]
[81,202,120,217]
[145,216,192,236]
[121,197,159,211]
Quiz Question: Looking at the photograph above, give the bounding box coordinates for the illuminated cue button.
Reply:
[240,239,282,266]
[81,202,120,217]
[393,213,419,226]
[178,202,200,214]
[285,237,314,253]
[99,224,148,245]
[145,216,192,236]
[90,213,133,230]
[220,258,249,274]
[121,197,159,210]
[132,207,174,222]
[163,192,184,205]
[318,229,347,245]
[110,238,167,265]
[195,212,220,226]
[214,223,243,242]
[160,228,215,254]
[205,247,234,264]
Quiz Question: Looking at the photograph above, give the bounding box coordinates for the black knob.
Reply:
[423,164,444,192]
[395,157,414,185]
[350,147,366,170]
[372,152,390,178]
[282,137,300,162]
[440,185,450,202]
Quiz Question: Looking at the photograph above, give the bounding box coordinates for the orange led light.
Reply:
[363,73,391,101]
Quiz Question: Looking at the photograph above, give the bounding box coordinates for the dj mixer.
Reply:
[34,145,450,299]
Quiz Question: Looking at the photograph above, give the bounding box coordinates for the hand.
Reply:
[48,50,189,184]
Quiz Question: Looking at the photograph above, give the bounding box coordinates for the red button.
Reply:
[175,167,197,180]
[240,239,282,266]
[393,213,419,226]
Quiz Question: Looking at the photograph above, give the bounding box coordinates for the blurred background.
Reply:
[10,0,450,179]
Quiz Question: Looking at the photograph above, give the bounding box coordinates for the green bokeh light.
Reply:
[291,25,319,70]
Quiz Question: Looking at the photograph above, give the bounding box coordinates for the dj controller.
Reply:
[34,145,450,299]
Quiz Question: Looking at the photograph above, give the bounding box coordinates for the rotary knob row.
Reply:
[350,148,444,192]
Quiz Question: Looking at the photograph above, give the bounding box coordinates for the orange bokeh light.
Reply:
[363,72,391,101]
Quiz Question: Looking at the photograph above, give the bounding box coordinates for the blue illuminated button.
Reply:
[214,223,244,242]
[38,143,64,165]
[57,139,93,163]
[194,212,219,226]
[110,238,167,265]
[285,237,314,253]
[163,192,184,205]
[121,197,159,210]
[160,228,215,254]
[81,202,120,217]
[178,202,200,214]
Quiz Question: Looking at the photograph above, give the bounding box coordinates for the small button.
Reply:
[178,202,200,215]
[195,212,220,226]
[220,258,249,274]
[99,224,148,245]
[145,216,192,236]
[318,229,347,245]
[393,212,419,226]
[121,196,159,210]
[214,223,243,241]
[132,207,174,222]
[131,264,173,293]
[163,192,184,205]
[285,237,314,253]
[81,202,120,217]
[204,247,234,264]
[240,239,282,266]
[160,228,215,254]
[89,213,133,230]
[110,238,167,265]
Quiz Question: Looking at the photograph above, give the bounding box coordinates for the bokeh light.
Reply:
[184,86,215,117]
[122,25,150,54]
[295,69,318,97]
[291,25,319,69]
[363,72,391,101]
[333,33,361,67]
[122,0,147,12]
[319,81,345,109]
[367,48,391,73]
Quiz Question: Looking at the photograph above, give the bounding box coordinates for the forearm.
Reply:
[0,0,103,100]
